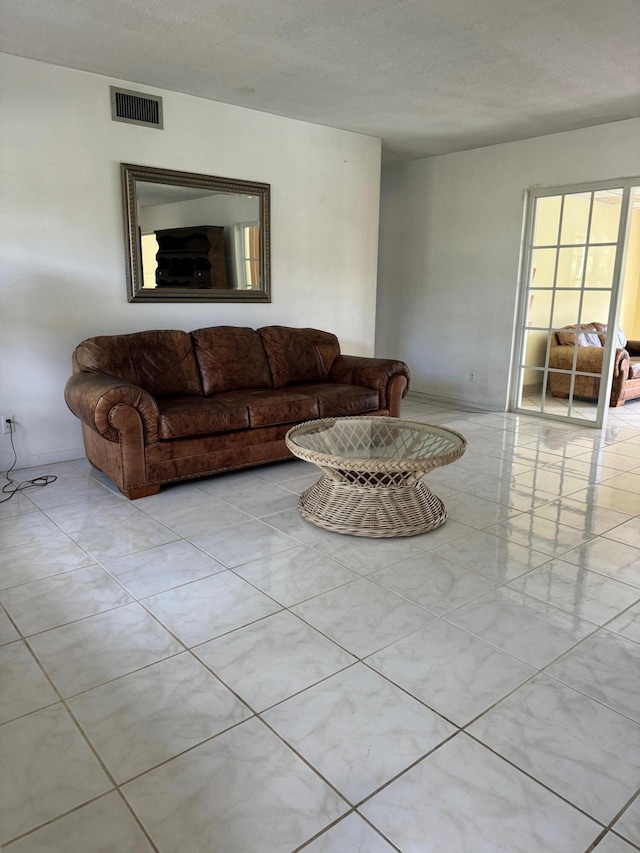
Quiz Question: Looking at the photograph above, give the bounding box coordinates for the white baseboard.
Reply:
[522,383,544,396]
[0,445,85,473]
[405,389,504,413]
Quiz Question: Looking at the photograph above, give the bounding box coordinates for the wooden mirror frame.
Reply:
[121,163,271,303]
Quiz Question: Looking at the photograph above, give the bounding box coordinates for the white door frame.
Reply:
[510,178,637,428]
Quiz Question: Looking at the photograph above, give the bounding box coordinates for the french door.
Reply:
[512,181,636,427]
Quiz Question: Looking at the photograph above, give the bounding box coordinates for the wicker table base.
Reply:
[285,416,466,539]
[298,474,447,538]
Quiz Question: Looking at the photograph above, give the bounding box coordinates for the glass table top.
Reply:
[286,417,466,464]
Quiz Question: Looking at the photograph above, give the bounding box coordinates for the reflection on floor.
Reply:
[521,391,594,421]
[519,392,640,424]
[1,393,640,852]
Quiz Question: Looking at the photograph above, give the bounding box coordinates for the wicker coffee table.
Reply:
[285,416,466,538]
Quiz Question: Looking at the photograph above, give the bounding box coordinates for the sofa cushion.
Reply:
[259,326,341,388]
[74,331,202,398]
[289,383,379,417]
[157,396,249,440]
[213,389,319,428]
[192,326,273,395]
[591,323,627,348]
[556,324,601,347]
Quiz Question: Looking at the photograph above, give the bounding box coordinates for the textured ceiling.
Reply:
[2,0,640,161]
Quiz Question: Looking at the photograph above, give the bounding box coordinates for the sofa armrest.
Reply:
[614,348,632,377]
[64,372,159,444]
[625,340,640,357]
[330,355,410,416]
[549,345,629,378]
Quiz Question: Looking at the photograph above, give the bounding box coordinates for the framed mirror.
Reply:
[121,163,271,302]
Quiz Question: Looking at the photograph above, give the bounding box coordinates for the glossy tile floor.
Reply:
[2,394,640,852]
[520,390,601,421]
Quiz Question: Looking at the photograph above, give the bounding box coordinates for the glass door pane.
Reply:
[514,186,627,425]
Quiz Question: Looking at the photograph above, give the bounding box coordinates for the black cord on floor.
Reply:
[1,425,57,504]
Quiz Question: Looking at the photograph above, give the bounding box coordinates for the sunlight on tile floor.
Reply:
[1,395,640,851]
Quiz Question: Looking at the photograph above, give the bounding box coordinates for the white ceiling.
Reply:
[3,0,640,162]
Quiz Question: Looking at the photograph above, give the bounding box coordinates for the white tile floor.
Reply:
[520,390,602,422]
[1,394,640,851]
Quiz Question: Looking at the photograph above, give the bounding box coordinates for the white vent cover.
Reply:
[110,86,163,129]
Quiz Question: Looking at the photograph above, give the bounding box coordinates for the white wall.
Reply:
[139,195,259,233]
[0,54,381,468]
[376,117,640,409]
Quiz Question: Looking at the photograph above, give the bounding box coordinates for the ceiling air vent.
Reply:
[110,86,163,129]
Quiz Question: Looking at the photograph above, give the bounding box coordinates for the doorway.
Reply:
[511,181,640,427]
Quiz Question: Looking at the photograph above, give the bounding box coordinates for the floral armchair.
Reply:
[548,322,640,407]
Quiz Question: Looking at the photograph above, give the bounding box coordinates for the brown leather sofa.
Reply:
[548,322,640,407]
[65,325,410,498]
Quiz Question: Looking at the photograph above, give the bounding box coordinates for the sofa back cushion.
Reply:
[259,326,341,388]
[74,330,203,397]
[591,322,627,348]
[555,324,601,347]
[191,326,273,395]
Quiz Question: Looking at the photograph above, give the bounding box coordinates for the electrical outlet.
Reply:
[468,371,476,383]
[2,415,15,434]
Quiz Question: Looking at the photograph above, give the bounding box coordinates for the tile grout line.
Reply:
[3,421,640,850]
[0,610,162,852]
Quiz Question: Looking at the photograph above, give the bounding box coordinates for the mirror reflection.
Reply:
[121,164,270,302]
